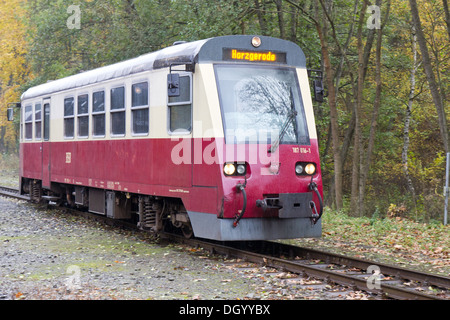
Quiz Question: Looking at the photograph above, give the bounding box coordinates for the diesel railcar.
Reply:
[13,35,323,241]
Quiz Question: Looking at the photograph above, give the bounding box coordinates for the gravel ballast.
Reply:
[0,196,356,300]
[0,196,255,300]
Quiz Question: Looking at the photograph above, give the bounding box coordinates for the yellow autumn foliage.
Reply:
[0,0,32,152]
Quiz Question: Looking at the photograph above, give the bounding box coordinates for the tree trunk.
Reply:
[275,0,286,39]
[334,0,359,98]
[314,1,343,210]
[0,126,5,153]
[254,0,268,35]
[443,0,450,41]
[350,1,368,216]
[409,0,449,153]
[359,0,390,216]
[287,0,345,210]
[289,3,299,42]
[402,24,417,201]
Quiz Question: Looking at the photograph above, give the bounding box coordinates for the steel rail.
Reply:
[262,241,450,290]
[167,235,447,300]
[0,186,29,201]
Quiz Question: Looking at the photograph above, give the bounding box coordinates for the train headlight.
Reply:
[224,162,247,176]
[305,163,316,175]
[224,163,236,176]
[295,162,317,175]
[295,164,304,175]
[236,164,246,175]
[251,36,262,48]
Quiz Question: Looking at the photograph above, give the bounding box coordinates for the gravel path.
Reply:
[0,196,358,300]
[0,196,254,300]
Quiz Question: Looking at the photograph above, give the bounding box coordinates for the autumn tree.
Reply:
[409,0,449,153]
[0,0,32,153]
[0,0,447,220]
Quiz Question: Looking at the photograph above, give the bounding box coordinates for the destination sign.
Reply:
[223,48,287,63]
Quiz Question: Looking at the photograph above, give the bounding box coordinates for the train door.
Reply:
[42,99,51,188]
[167,72,193,187]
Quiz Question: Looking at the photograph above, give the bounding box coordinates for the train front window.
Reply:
[215,65,309,145]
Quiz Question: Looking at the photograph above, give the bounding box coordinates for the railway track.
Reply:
[173,237,449,300]
[1,186,449,300]
[0,185,29,201]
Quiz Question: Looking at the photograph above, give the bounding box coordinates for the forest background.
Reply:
[0,0,449,222]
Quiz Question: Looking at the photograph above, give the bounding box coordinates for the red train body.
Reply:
[16,36,323,241]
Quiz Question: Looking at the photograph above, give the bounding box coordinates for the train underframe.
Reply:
[21,178,194,238]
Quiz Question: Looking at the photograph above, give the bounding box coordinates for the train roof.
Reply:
[21,35,306,101]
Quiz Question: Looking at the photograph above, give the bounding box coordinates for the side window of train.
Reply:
[78,94,89,138]
[43,103,50,141]
[64,97,75,139]
[93,91,105,137]
[168,74,192,133]
[131,82,149,135]
[35,103,42,140]
[24,105,33,140]
[111,86,125,136]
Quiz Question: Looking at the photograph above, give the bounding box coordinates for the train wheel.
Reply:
[181,224,194,239]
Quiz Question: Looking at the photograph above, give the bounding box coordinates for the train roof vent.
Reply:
[172,41,187,46]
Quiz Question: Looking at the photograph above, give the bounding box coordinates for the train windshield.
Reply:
[215,65,310,145]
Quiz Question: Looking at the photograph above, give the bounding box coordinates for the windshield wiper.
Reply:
[268,109,297,153]
[268,89,297,153]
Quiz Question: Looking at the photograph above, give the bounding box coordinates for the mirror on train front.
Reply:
[313,80,324,103]
[6,102,20,121]
[7,108,14,121]
[307,69,324,103]
[168,73,180,97]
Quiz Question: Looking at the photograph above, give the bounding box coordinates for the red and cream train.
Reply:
[13,35,323,241]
